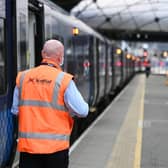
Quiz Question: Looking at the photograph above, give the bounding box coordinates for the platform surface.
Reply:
[69,74,168,168]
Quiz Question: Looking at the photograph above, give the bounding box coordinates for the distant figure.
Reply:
[11,39,89,168]
[165,57,168,77]
[144,58,151,78]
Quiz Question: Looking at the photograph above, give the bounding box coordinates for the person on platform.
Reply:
[144,58,151,78]
[11,39,89,168]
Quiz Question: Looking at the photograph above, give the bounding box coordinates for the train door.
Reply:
[104,41,112,96]
[97,40,106,102]
[11,1,44,167]
[120,49,124,85]
[89,37,98,107]
[71,35,91,103]
[111,45,115,92]
[0,0,16,167]
[106,43,112,95]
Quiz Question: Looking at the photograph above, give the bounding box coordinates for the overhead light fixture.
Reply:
[154,17,159,23]
[163,51,168,57]
[116,48,122,55]
[105,17,111,22]
[93,0,97,2]
[136,33,141,39]
[38,3,43,7]
[126,54,131,59]
[72,27,79,36]
[145,34,148,39]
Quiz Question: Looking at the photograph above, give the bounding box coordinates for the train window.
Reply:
[66,40,74,74]
[44,6,64,43]
[18,13,28,70]
[0,0,5,18]
[0,19,6,95]
[28,11,36,68]
[72,36,90,79]
[44,6,53,40]
[108,46,112,76]
[16,0,28,71]
[99,42,106,76]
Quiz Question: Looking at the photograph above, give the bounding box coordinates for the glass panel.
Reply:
[71,35,90,101]
[0,19,6,95]
[16,0,28,71]
[44,6,62,41]
[98,41,106,98]
[28,11,36,68]
[0,0,5,18]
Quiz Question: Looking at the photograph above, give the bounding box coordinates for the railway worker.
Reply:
[11,39,89,168]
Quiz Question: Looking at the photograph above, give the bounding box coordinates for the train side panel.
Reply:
[0,1,136,167]
[0,0,16,167]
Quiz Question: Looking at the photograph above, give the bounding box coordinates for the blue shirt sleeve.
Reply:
[64,80,89,117]
[11,86,19,115]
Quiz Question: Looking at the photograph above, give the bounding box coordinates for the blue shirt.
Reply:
[11,80,89,117]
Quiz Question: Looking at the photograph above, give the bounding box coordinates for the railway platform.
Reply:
[69,73,168,168]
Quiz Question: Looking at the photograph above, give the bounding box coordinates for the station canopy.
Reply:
[71,0,168,41]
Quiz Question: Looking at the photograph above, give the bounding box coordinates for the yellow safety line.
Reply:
[106,75,146,168]
[134,76,145,168]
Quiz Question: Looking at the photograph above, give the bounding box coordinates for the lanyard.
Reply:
[41,62,57,68]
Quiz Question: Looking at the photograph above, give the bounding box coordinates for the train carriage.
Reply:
[0,0,136,167]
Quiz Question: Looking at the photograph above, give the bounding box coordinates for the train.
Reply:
[0,0,136,167]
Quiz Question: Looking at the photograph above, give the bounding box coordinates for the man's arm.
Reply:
[64,80,89,117]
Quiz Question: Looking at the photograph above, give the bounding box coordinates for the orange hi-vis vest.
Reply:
[16,60,74,154]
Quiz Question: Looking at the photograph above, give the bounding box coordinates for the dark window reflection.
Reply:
[72,36,90,81]
[0,19,6,94]
[19,13,27,70]
[0,0,5,18]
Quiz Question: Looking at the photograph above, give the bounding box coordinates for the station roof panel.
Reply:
[71,0,168,33]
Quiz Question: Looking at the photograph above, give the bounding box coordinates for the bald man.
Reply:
[11,39,89,168]
[42,39,64,66]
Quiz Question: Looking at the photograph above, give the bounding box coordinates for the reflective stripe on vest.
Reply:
[19,71,68,112]
[19,131,70,141]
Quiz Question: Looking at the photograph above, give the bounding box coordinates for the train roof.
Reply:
[39,0,106,41]
[39,0,69,15]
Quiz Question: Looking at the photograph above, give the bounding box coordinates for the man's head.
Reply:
[42,39,64,66]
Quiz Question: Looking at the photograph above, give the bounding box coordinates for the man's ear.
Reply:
[58,56,63,64]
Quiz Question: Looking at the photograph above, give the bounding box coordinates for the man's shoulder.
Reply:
[63,71,73,79]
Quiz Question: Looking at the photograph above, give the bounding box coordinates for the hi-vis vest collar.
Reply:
[19,70,68,112]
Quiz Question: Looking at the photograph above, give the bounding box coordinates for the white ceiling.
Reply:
[71,0,168,32]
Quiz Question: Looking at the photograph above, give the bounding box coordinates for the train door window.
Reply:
[72,36,89,79]
[71,35,90,101]
[44,5,53,40]
[28,11,36,68]
[16,0,28,71]
[99,41,106,76]
[44,6,63,43]
[98,41,106,97]
[44,11,52,39]
[66,39,74,74]
[0,0,5,18]
[0,19,6,95]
